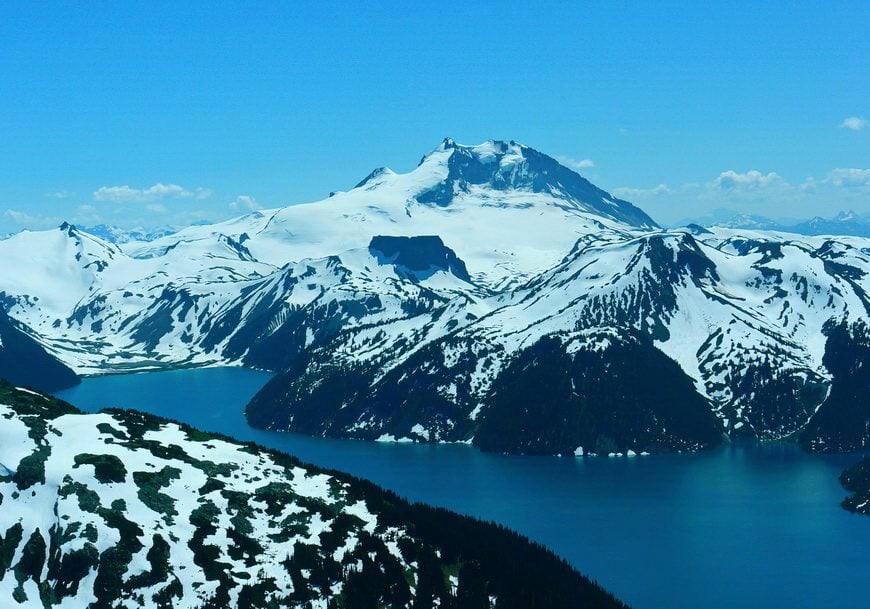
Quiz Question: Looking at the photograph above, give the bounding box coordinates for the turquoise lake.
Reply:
[54,366,870,609]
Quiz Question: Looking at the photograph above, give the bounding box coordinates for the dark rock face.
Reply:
[247,330,724,457]
[369,235,471,282]
[840,457,870,515]
[800,321,870,453]
[0,307,79,392]
[685,224,713,235]
[414,139,659,229]
[474,333,724,456]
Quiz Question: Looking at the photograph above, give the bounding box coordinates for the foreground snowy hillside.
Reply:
[0,139,867,455]
[0,381,628,608]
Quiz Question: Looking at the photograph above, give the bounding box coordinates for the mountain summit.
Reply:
[404,138,658,228]
[116,138,661,289]
[357,138,657,229]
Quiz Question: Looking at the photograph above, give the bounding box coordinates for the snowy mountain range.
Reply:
[79,224,178,244]
[678,208,870,238]
[0,139,867,456]
[0,381,625,608]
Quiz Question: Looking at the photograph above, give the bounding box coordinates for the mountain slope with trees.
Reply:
[0,380,629,608]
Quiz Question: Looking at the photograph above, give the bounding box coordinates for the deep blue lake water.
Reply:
[55,367,870,609]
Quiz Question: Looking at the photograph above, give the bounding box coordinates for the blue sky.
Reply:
[1,1,867,233]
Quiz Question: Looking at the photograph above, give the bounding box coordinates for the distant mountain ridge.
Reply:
[80,223,178,244]
[677,208,870,237]
[0,139,867,456]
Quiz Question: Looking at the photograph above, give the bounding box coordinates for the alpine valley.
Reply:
[1,139,868,458]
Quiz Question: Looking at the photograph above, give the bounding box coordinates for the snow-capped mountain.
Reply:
[130,138,656,289]
[0,139,867,455]
[0,139,655,373]
[789,210,870,238]
[676,208,785,231]
[247,228,870,455]
[0,382,625,608]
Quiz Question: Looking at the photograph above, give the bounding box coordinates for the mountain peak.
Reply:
[353,166,396,189]
[421,138,524,165]
[835,210,858,222]
[356,138,607,198]
[409,138,657,228]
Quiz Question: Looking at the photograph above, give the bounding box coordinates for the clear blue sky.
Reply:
[1,1,867,232]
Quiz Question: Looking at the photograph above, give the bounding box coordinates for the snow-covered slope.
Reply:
[247,227,869,454]
[0,223,277,372]
[0,139,650,373]
[131,138,656,289]
[0,381,626,608]
[0,138,867,455]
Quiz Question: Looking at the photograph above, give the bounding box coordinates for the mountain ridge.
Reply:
[0,139,867,456]
[676,208,870,238]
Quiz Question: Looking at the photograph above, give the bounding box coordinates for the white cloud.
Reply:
[798,177,817,192]
[556,156,595,171]
[713,170,784,191]
[826,168,870,188]
[4,209,64,228]
[93,183,212,203]
[94,184,182,202]
[4,209,35,223]
[145,203,168,213]
[48,191,71,199]
[595,162,870,225]
[77,204,97,213]
[612,183,670,199]
[839,116,868,131]
[229,195,261,211]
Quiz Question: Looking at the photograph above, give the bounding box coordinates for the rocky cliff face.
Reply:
[0,307,78,392]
